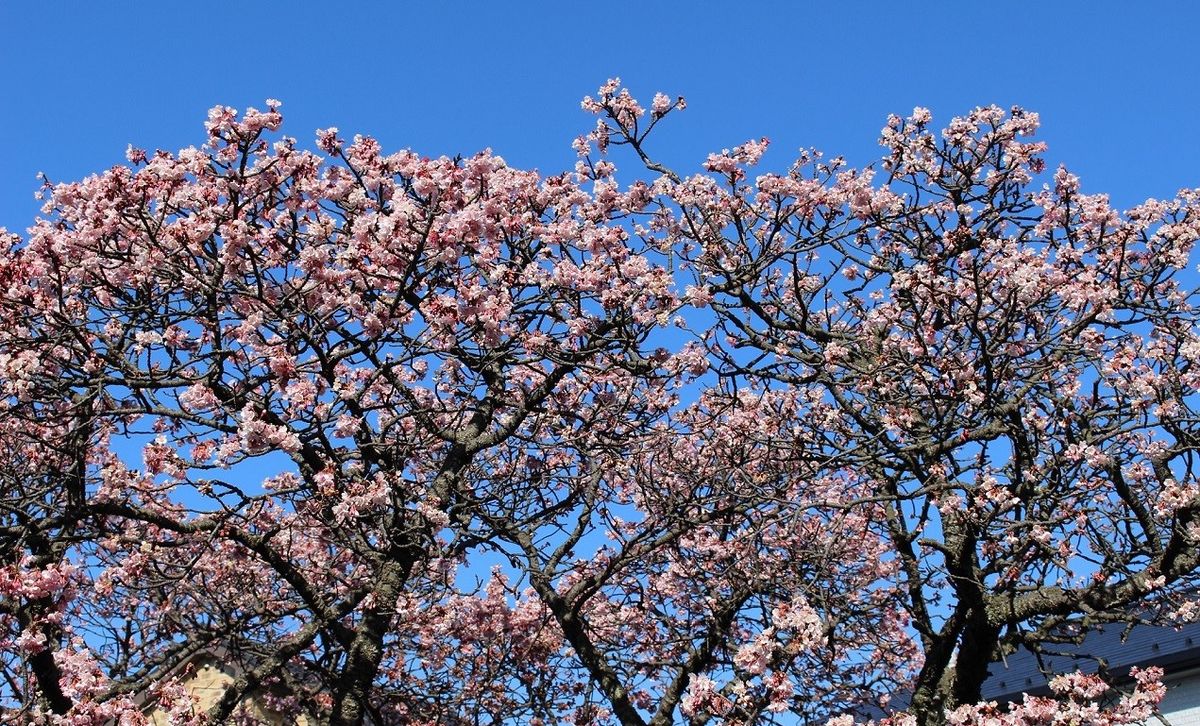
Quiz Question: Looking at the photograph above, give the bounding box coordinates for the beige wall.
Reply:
[144,657,310,725]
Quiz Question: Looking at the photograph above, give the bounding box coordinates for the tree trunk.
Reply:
[330,558,409,725]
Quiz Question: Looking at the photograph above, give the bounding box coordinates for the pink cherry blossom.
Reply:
[1,85,1198,726]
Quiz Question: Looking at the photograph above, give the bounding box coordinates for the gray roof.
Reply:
[981,620,1200,703]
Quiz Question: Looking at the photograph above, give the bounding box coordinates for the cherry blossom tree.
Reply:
[0,82,1197,726]
[578,81,1200,723]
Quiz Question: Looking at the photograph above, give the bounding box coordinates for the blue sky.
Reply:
[3,2,1200,233]
[2,3,1196,710]
[2,0,1198,532]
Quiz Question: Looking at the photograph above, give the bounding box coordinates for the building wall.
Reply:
[144,657,310,726]
[1162,670,1200,726]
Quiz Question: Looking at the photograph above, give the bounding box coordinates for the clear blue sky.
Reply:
[2,2,1196,695]
[3,2,1200,233]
